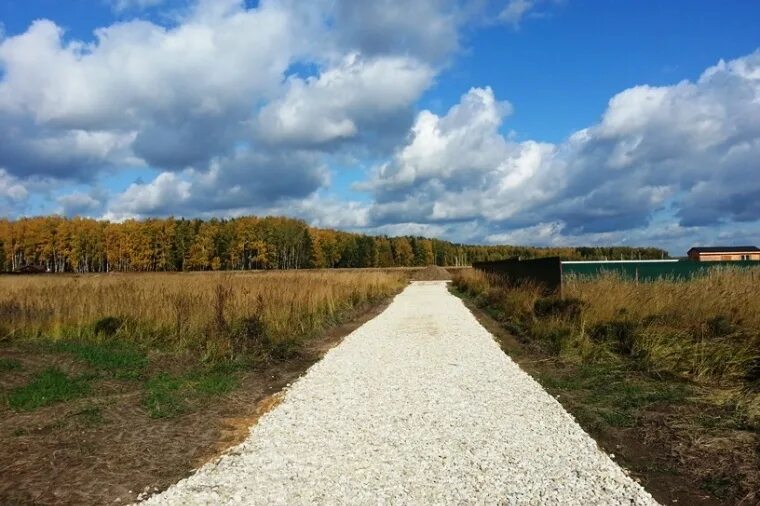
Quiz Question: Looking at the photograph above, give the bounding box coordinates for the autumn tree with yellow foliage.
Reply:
[0,215,668,273]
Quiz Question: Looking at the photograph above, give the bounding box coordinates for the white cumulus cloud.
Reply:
[109,0,166,13]
[360,50,760,248]
[257,53,435,148]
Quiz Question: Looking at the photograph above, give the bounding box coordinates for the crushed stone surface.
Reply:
[143,281,658,505]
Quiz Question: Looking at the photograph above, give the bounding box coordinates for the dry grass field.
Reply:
[0,269,407,505]
[0,270,407,360]
[452,268,760,504]
[4,266,757,504]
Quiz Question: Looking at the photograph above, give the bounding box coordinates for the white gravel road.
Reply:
[143,281,658,505]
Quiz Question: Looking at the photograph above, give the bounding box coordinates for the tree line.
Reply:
[0,216,669,273]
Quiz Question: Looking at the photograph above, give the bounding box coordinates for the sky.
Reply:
[0,0,759,255]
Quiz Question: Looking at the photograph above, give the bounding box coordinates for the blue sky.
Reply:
[448,1,760,141]
[0,0,759,254]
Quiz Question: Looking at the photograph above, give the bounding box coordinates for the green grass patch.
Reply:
[194,372,236,395]
[0,357,22,372]
[7,367,91,411]
[538,364,622,391]
[569,404,606,432]
[143,373,187,418]
[191,365,240,396]
[143,365,241,418]
[597,408,636,428]
[539,364,690,430]
[586,375,689,410]
[52,340,147,379]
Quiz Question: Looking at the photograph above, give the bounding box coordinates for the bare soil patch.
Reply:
[411,265,452,281]
[0,298,392,506]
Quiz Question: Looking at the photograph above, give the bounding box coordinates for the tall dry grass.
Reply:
[0,270,406,361]
[565,269,760,329]
[453,267,760,424]
[565,270,760,380]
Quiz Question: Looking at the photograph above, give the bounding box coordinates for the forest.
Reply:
[0,216,669,273]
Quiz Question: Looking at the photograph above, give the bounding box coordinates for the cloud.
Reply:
[0,169,63,216]
[0,2,310,177]
[364,87,515,196]
[109,0,166,13]
[266,195,372,229]
[57,189,108,216]
[498,0,535,26]
[497,0,561,28]
[256,53,434,149]
[557,51,760,231]
[107,150,329,218]
[363,86,557,227]
[0,169,28,208]
[328,0,462,64]
[109,172,192,218]
[0,119,137,180]
[0,0,467,181]
[360,50,760,248]
[0,0,459,216]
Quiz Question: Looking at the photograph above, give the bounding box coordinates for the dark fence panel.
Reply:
[472,257,562,294]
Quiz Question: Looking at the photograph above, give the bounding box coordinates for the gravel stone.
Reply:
[143,281,658,505]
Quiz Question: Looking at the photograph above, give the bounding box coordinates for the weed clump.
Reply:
[745,358,760,388]
[533,296,584,319]
[232,315,266,349]
[705,315,735,338]
[589,320,639,355]
[93,316,123,337]
[531,322,574,356]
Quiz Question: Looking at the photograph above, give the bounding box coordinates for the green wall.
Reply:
[562,260,760,281]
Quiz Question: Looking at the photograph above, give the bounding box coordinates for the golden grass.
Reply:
[565,269,760,330]
[565,271,760,379]
[0,270,407,361]
[453,268,760,425]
